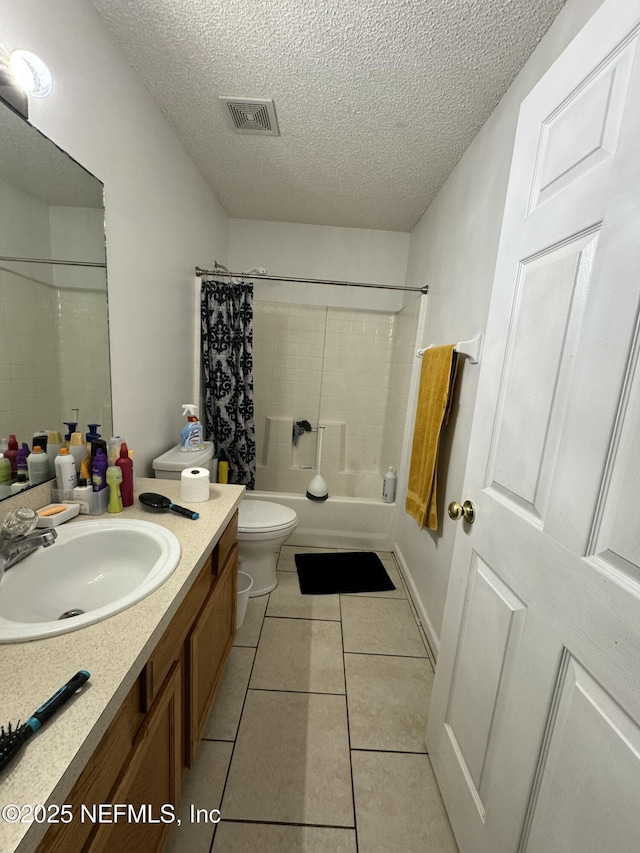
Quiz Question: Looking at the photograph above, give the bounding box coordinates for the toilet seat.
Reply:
[238,500,297,535]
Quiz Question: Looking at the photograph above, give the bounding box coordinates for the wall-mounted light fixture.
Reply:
[0,48,52,119]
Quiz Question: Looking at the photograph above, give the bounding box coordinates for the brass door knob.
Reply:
[448,501,464,521]
[448,500,475,524]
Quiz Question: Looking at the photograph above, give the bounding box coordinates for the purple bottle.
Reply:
[92,448,108,492]
[16,443,31,478]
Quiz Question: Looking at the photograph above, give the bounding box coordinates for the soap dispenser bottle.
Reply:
[85,424,101,457]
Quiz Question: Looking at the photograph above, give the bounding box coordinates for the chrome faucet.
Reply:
[0,507,57,576]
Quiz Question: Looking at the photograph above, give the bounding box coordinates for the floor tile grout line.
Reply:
[216,817,358,831]
[339,591,361,853]
[342,649,430,659]
[343,649,431,660]
[209,585,271,851]
[244,686,347,696]
[264,613,340,622]
[350,746,430,756]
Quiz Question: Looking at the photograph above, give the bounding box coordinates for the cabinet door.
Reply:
[38,682,144,853]
[187,543,237,765]
[88,660,182,853]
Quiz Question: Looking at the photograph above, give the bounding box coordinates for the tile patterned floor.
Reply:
[166,545,457,853]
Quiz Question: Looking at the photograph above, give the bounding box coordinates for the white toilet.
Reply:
[237,500,298,596]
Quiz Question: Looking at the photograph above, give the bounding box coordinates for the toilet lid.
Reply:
[238,500,297,532]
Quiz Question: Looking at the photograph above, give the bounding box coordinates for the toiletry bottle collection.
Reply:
[0,422,134,514]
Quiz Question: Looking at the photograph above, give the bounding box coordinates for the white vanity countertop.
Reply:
[0,477,245,853]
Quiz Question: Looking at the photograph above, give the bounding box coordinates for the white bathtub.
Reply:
[248,490,395,551]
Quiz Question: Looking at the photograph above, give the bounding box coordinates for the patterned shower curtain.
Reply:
[200,279,256,489]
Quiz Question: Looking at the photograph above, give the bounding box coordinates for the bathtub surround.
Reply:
[253,298,419,499]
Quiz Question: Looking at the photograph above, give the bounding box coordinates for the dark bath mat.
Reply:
[295,551,396,595]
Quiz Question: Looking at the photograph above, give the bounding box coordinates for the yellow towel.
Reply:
[406,345,459,531]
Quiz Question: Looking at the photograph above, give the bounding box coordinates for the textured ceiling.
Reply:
[91,0,565,232]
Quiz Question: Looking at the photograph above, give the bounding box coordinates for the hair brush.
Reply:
[0,670,90,772]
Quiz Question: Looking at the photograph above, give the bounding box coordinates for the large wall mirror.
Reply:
[0,100,112,500]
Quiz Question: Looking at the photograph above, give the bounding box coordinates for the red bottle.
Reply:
[4,434,19,477]
[115,443,134,507]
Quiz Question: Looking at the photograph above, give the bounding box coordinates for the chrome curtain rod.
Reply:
[195,266,428,294]
[0,255,107,269]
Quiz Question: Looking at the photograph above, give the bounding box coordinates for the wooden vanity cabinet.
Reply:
[88,660,182,853]
[38,511,238,853]
[188,541,237,765]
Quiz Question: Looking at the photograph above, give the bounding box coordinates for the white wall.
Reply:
[394,0,605,655]
[229,218,410,312]
[0,0,229,475]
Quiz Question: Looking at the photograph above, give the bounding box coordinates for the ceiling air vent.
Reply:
[219,96,280,136]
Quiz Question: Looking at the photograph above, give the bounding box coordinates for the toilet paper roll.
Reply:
[180,467,210,503]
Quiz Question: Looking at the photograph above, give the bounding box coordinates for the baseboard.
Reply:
[393,541,440,663]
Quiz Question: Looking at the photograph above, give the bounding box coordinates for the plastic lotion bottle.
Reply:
[69,432,88,474]
[382,466,397,503]
[0,454,11,485]
[115,443,134,507]
[108,435,125,465]
[27,446,50,485]
[46,431,63,477]
[106,466,124,513]
[4,435,19,477]
[72,478,93,514]
[55,447,78,492]
[16,443,30,480]
[180,404,204,452]
[92,448,108,492]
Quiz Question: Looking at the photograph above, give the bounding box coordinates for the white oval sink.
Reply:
[0,519,181,643]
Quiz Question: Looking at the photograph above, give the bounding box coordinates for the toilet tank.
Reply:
[152,442,216,481]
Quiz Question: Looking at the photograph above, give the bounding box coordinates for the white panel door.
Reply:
[427,2,640,851]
